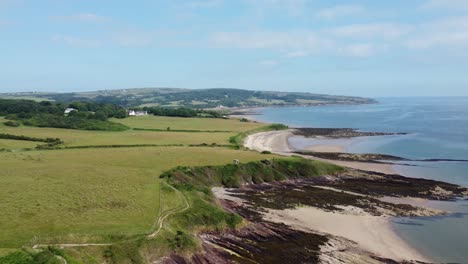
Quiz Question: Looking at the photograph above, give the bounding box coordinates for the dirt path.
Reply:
[31,181,189,251]
[147,182,190,239]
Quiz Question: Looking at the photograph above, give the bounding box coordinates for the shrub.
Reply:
[0,251,33,264]
[4,121,20,127]
[167,230,195,250]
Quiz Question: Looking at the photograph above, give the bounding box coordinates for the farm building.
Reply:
[64,108,77,115]
[128,110,148,116]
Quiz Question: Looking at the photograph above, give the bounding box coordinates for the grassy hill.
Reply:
[0,88,376,108]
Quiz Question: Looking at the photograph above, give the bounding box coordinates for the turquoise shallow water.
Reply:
[253,97,468,263]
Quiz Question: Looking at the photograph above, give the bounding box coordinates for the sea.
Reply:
[250,97,468,263]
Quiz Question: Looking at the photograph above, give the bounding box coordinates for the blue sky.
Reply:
[1,0,468,96]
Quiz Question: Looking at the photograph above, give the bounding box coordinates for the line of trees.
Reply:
[141,107,223,118]
[0,99,129,131]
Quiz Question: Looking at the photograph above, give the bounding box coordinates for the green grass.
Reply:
[0,113,344,263]
[229,123,289,149]
[0,123,235,147]
[0,147,274,247]
[144,157,344,260]
[0,139,39,150]
[111,116,264,132]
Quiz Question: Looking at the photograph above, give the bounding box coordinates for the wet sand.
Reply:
[264,206,430,262]
[244,130,396,175]
[243,129,433,262]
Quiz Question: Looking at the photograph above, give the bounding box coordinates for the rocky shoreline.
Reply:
[292,127,407,138]
[162,125,468,264]
[162,160,467,263]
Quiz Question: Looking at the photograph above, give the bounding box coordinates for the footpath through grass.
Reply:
[0,147,274,248]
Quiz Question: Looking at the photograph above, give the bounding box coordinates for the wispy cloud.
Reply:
[210,31,331,50]
[421,0,468,10]
[112,30,156,47]
[259,59,279,66]
[339,43,377,57]
[51,35,102,48]
[183,0,223,8]
[50,13,110,22]
[331,23,412,39]
[406,17,468,49]
[244,0,306,16]
[286,50,308,58]
[316,4,365,20]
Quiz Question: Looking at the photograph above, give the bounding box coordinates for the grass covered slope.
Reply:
[162,158,344,189]
[0,147,275,247]
[135,158,345,261]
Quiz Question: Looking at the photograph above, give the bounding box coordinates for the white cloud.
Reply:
[210,31,331,50]
[340,43,376,57]
[113,31,154,47]
[259,59,279,66]
[331,23,412,39]
[406,17,468,49]
[184,0,223,8]
[422,0,468,10]
[316,5,364,20]
[50,13,109,22]
[286,50,308,58]
[51,35,102,48]
[244,0,306,16]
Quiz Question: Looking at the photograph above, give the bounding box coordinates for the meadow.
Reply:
[111,115,264,132]
[0,115,274,258]
[0,116,264,148]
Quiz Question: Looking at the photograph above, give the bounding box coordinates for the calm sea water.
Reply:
[252,97,468,263]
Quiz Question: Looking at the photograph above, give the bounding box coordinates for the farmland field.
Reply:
[0,115,274,256]
[0,117,252,147]
[111,115,264,132]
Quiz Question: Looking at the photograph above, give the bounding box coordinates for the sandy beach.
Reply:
[244,130,396,174]
[243,129,433,262]
[263,206,429,262]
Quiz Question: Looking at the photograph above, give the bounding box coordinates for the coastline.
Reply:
[244,130,397,175]
[243,129,433,262]
[263,207,429,262]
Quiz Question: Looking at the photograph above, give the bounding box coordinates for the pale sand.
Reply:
[305,144,345,152]
[243,130,432,262]
[245,130,396,175]
[263,206,430,262]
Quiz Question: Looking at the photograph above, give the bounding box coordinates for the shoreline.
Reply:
[264,207,429,262]
[243,129,435,262]
[244,130,398,175]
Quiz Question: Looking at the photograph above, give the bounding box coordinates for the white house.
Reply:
[64,108,77,115]
[128,110,148,116]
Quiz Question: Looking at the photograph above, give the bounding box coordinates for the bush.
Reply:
[261,150,272,154]
[240,118,249,122]
[268,123,288,130]
[0,251,33,264]
[167,230,195,250]
[4,120,20,127]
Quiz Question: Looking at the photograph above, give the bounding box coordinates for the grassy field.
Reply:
[111,116,264,132]
[0,114,280,263]
[0,114,273,248]
[0,139,39,150]
[0,117,253,147]
[0,147,273,248]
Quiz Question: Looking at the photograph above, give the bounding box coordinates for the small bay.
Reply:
[253,97,468,263]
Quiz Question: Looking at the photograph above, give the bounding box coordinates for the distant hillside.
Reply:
[0,88,376,108]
